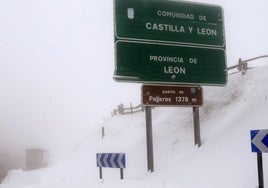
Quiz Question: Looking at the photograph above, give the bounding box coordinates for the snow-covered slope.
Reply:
[1,65,268,188]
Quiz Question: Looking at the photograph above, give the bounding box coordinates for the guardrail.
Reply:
[112,103,144,116]
[227,55,268,75]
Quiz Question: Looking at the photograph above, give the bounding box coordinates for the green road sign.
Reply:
[114,41,227,85]
[113,0,227,86]
[114,0,225,47]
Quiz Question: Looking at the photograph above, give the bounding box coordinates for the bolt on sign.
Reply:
[142,85,203,107]
[113,0,227,86]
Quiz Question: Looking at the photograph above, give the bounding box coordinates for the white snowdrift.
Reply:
[1,65,268,188]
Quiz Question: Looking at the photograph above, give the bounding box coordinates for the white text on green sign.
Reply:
[115,0,225,47]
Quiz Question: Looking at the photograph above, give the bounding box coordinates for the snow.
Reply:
[1,66,268,187]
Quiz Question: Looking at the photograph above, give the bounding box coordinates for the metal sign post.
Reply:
[99,167,103,179]
[193,107,201,147]
[145,106,154,172]
[257,153,264,188]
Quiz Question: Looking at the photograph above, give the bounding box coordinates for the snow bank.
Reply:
[1,66,268,188]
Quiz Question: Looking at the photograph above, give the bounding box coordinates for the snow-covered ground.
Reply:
[1,65,268,188]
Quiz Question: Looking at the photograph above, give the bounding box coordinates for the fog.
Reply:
[0,0,268,181]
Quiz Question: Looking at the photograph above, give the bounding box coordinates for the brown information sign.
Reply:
[142,85,203,107]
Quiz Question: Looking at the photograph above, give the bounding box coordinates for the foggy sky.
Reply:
[0,0,267,161]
